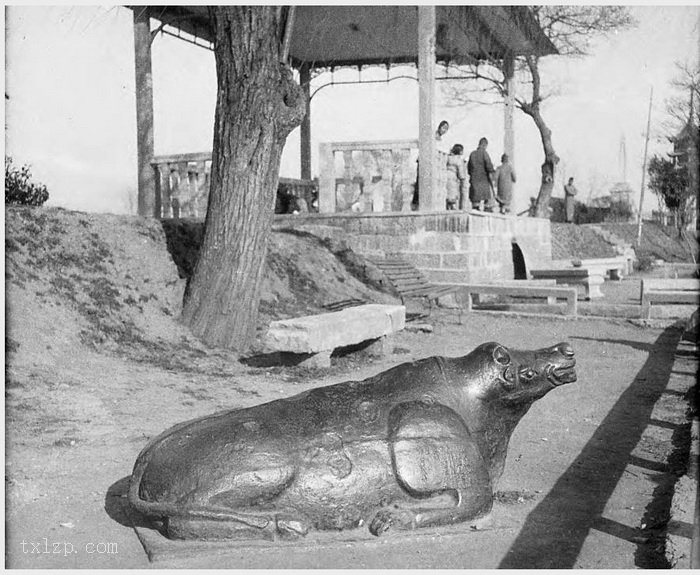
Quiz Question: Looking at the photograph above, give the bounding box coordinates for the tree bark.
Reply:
[519,56,560,219]
[531,108,560,218]
[181,7,305,350]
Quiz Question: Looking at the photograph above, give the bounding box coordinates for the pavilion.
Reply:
[129,6,556,218]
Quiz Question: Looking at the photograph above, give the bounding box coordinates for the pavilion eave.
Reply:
[128,5,557,69]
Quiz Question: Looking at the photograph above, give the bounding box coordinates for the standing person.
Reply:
[467,137,495,211]
[445,144,466,210]
[435,120,450,142]
[412,120,450,210]
[564,177,578,223]
[494,153,517,214]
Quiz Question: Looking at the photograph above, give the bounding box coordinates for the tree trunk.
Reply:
[181,7,305,350]
[527,106,560,218]
[518,56,560,219]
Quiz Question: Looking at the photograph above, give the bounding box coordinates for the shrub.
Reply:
[5,156,49,206]
[634,254,654,272]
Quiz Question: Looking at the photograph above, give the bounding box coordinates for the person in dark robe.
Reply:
[445,144,466,210]
[467,137,495,211]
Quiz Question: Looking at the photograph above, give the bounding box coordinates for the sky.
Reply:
[4,4,700,216]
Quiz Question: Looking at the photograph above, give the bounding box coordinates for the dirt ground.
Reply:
[4,206,697,568]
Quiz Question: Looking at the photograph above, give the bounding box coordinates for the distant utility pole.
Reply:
[636,86,653,247]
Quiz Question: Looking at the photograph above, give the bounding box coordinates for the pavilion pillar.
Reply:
[318,143,335,213]
[299,63,312,180]
[417,5,438,212]
[503,52,515,164]
[133,8,156,218]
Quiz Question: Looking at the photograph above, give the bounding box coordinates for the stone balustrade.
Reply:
[318,139,451,214]
[151,152,317,219]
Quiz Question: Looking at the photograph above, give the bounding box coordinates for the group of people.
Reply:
[447,136,516,214]
[414,120,517,214]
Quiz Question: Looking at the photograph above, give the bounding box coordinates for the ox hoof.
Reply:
[369,508,414,536]
[275,515,309,540]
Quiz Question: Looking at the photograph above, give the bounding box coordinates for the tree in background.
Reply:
[664,62,699,232]
[443,6,635,218]
[665,62,700,131]
[181,7,306,350]
[647,155,693,235]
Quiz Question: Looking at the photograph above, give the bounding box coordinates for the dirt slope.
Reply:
[551,221,698,263]
[5,207,396,369]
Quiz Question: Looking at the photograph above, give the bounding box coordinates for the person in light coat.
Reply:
[564,177,578,223]
[445,144,467,210]
[494,153,517,214]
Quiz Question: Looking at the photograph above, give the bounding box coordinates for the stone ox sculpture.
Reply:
[128,341,576,540]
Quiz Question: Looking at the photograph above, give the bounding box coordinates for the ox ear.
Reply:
[492,345,511,366]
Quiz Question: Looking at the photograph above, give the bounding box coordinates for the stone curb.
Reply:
[666,337,698,569]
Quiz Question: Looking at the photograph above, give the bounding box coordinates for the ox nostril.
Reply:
[557,342,575,357]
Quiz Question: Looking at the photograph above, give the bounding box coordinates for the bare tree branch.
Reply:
[441,5,637,217]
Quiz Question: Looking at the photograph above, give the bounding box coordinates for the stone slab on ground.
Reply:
[264,304,405,354]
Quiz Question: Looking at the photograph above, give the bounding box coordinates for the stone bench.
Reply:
[576,256,632,280]
[263,304,406,367]
[454,283,578,316]
[640,278,700,319]
[530,268,605,300]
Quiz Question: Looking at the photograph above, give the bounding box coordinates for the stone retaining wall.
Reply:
[274,211,552,284]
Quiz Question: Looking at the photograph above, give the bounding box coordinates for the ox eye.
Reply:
[520,368,536,380]
[500,367,516,391]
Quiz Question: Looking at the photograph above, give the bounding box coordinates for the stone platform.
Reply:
[275,210,552,286]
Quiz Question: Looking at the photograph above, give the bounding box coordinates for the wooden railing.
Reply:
[317,140,450,214]
[151,152,318,218]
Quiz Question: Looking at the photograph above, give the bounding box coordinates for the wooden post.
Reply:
[417,6,437,212]
[636,86,653,246]
[133,8,156,218]
[503,52,515,164]
[688,86,699,233]
[299,62,312,180]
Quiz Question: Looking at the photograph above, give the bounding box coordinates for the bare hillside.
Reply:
[551,221,698,263]
[5,206,395,370]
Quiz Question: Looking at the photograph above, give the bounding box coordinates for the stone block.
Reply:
[406,230,456,251]
[422,268,474,284]
[264,304,406,354]
[449,234,475,252]
[441,252,472,269]
[469,215,489,234]
[404,252,442,268]
[469,253,485,269]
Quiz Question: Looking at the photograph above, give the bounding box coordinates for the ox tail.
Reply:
[126,414,271,531]
[127,455,270,530]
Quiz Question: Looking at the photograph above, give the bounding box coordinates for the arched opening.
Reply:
[512,242,527,279]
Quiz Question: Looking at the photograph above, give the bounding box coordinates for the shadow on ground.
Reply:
[499,325,686,569]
